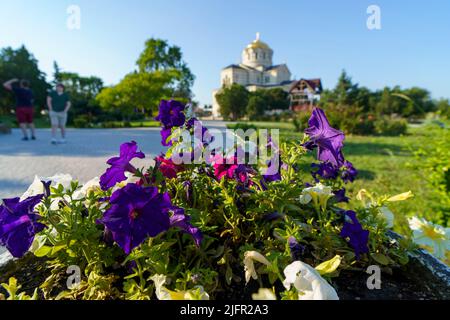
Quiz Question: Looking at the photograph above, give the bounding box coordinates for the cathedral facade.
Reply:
[212,33,295,118]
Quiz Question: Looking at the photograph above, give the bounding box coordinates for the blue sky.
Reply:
[1,0,449,105]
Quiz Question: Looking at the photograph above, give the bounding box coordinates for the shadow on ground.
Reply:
[0,179,29,192]
[355,169,376,181]
[343,142,409,157]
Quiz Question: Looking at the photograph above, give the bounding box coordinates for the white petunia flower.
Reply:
[73,177,100,200]
[150,274,209,300]
[21,174,73,210]
[408,217,450,259]
[299,183,334,210]
[111,172,140,193]
[283,261,339,300]
[20,176,45,200]
[183,286,210,300]
[21,174,73,200]
[252,288,277,300]
[299,193,312,204]
[387,191,413,202]
[243,251,271,284]
[150,274,170,300]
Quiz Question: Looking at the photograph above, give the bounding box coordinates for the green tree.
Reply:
[215,84,249,120]
[247,94,266,120]
[262,88,289,110]
[436,98,450,119]
[334,70,359,106]
[0,46,49,114]
[96,71,174,120]
[97,38,194,117]
[402,87,435,117]
[136,38,195,99]
[51,65,104,122]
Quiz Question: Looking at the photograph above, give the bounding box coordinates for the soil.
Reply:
[1,253,448,300]
[334,260,449,300]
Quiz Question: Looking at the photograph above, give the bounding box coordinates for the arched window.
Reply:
[255,52,258,59]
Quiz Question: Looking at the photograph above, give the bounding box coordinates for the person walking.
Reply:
[47,83,71,144]
[3,78,36,140]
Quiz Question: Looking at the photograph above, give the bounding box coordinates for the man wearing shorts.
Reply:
[3,78,36,141]
[47,83,71,144]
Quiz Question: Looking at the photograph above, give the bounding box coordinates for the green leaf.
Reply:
[284,204,302,212]
[34,246,52,258]
[225,266,233,285]
[50,244,66,255]
[371,253,390,265]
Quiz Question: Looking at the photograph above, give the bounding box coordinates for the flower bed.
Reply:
[1,101,449,300]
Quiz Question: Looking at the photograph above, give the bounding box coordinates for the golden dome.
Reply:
[246,33,271,50]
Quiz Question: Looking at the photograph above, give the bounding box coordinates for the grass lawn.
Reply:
[237,121,447,233]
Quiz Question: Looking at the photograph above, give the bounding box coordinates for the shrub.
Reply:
[374,117,408,136]
[436,99,450,119]
[227,122,257,131]
[410,124,450,226]
[322,104,376,135]
[101,121,122,128]
[352,115,376,135]
[73,115,91,128]
[292,112,310,132]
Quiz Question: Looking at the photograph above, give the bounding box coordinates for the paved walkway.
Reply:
[0,128,167,200]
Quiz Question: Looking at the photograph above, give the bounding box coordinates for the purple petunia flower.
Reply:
[189,118,214,147]
[186,117,199,129]
[160,127,173,147]
[41,180,52,197]
[0,195,46,258]
[333,188,349,203]
[262,156,283,183]
[305,108,345,167]
[263,211,283,221]
[234,164,255,185]
[263,171,281,183]
[311,161,340,181]
[340,210,369,259]
[288,236,305,261]
[169,207,203,247]
[99,141,145,190]
[97,184,171,254]
[341,160,358,183]
[155,100,186,128]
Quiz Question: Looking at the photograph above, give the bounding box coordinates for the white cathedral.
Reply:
[212,33,295,118]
